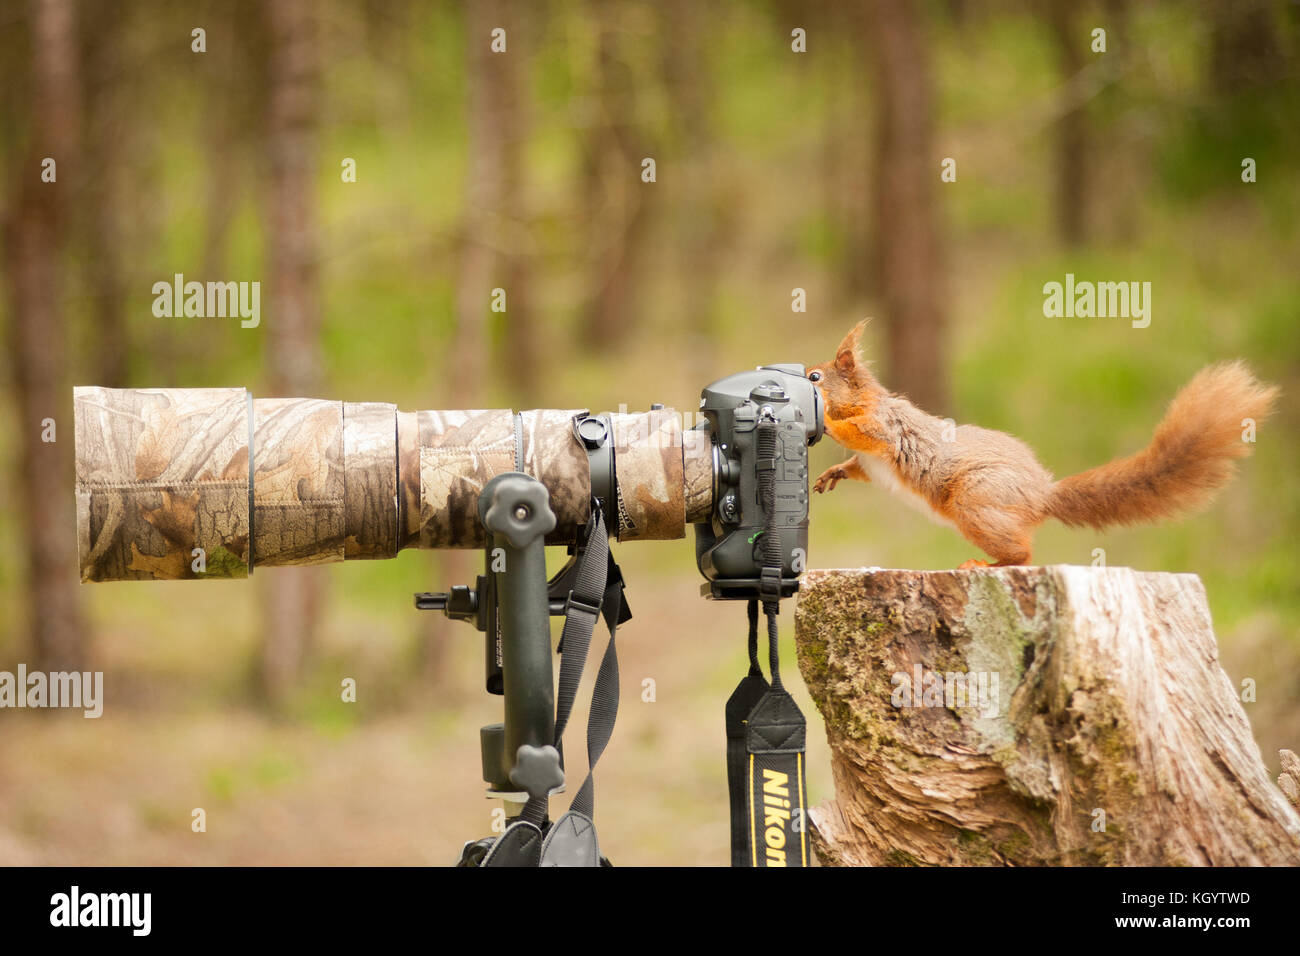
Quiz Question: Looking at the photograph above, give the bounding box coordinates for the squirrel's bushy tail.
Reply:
[1045,361,1278,531]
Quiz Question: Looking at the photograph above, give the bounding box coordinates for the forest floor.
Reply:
[2,541,1293,865]
[0,567,832,866]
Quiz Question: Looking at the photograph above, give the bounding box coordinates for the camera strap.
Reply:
[512,503,628,866]
[741,627,809,867]
[726,600,769,864]
[728,601,809,867]
[725,416,809,867]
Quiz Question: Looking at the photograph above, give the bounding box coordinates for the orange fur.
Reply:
[1045,361,1279,530]
[808,322,1279,567]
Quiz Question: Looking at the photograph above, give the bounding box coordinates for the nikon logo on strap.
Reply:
[752,765,806,867]
[744,687,809,867]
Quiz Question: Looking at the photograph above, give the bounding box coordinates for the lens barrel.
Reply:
[74,387,705,582]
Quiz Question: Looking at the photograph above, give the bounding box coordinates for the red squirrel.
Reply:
[807,321,1279,568]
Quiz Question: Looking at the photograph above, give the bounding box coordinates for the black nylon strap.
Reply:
[521,505,626,835]
[519,506,610,829]
[553,507,610,757]
[569,554,625,819]
[744,684,808,867]
[746,598,762,675]
[539,809,601,867]
[755,418,784,618]
[481,819,544,867]
[726,600,769,866]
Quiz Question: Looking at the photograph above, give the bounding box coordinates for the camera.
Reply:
[692,364,822,599]
[74,364,822,596]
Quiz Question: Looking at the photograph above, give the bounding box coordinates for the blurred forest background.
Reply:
[0,0,1297,865]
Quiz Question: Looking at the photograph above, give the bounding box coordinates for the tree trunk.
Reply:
[1048,0,1088,246]
[865,0,948,414]
[828,2,873,305]
[794,566,1300,866]
[2,0,85,672]
[455,0,535,403]
[578,1,649,354]
[1208,0,1286,95]
[199,1,252,285]
[493,3,536,407]
[79,0,127,386]
[259,0,323,707]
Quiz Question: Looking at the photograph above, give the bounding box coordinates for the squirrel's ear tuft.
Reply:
[835,320,867,374]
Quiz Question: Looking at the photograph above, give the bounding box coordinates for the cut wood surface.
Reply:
[794,566,1300,866]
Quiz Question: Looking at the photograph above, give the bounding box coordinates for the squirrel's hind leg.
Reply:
[955,518,1033,569]
[958,556,1029,569]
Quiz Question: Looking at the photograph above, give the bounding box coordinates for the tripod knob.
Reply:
[414,592,448,610]
[414,585,479,621]
[510,744,564,800]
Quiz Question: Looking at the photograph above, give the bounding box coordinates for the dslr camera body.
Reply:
[693,364,823,599]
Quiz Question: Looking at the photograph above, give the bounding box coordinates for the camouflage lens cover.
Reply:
[75,386,252,581]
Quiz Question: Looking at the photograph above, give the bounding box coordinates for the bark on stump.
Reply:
[794,566,1300,866]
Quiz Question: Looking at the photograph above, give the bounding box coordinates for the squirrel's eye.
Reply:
[809,371,822,383]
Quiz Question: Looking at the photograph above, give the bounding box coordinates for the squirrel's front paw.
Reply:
[814,464,845,493]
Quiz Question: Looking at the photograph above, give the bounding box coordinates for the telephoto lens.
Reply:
[73,386,710,582]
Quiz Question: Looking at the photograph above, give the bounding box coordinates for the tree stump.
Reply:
[794,566,1300,866]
